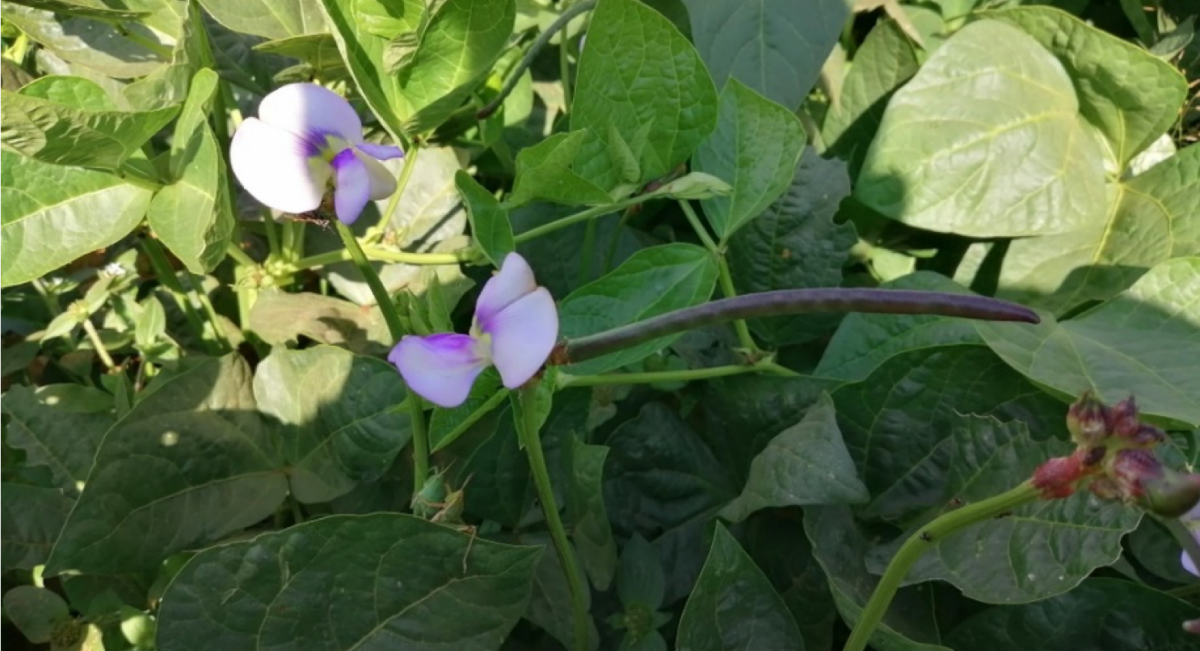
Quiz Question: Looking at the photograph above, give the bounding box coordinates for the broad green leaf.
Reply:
[456,170,514,266]
[617,534,665,608]
[156,514,541,651]
[509,130,613,207]
[0,384,114,493]
[726,148,857,347]
[5,0,146,20]
[253,33,344,75]
[566,435,618,591]
[677,523,802,651]
[0,483,71,572]
[571,0,718,193]
[525,535,599,650]
[603,403,737,603]
[988,143,1200,315]
[832,346,1064,522]
[945,579,1199,650]
[147,71,233,273]
[822,20,920,179]
[804,506,951,651]
[869,416,1140,603]
[558,243,718,375]
[510,366,555,445]
[991,6,1188,168]
[396,0,515,134]
[1,586,72,644]
[197,0,325,39]
[1,86,179,169]
[460,405,532,527]
[1,4,170,77]
[247,290,391,355]
[18,74,116,107]
[428,368,505,451]
[815,273,983,382]
[682,0,850,111]
[855,20,1106,237]
[1128,517,1198,585]
[693,78,805,241]
[253,346,411,503]
[121,0,205,110]
[318,0,418,138]
[978,257,1200,427]
[720,393,868,522]
[744,514,839,651]
[45,355,288,575]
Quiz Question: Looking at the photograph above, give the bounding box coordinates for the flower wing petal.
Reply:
[487,287,558,389]
[476,252,538,327]
[230,117,328,214]
[360,153,398,201]
[258,83,364,145]
[389,334,488,408]
[356,142,405,161]
[332,149,371,224]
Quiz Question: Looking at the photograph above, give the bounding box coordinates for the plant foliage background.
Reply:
[1,0,1198,649]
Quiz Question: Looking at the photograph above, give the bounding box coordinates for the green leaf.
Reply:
[459,405,532,527]
[815,273,983,382]
[197,0,325,40]
[720,393,868,522]
[156,514,541,651]
[121,0,206,110]
[617,534,665,608]
[677,523,802,651]
[253,346,411,503]
[510,202,645,297]
[682,0,850,111]
[855,20,1106,237]
[1,4,171,77]
[1128,517,1198,584]
[456,170,514,266]
[693,78,806,241]
[832,346,1064,522]
[318,0,419,138]
[525,535,599,650]
[566,435,618,591]
[744,514,839,651]
[396,0,516,133]
[571,0,718,193]
[978,257,1200,427]
[147,70,233,273]
[4,0,146,20]
[822,20,920,179]
[1,585,72,644]
[428,368,506,451]
[804,506,952,651]
[558,243,718,375]
[2,90,177,171]
[509,130,613,207]
[726,148,857,347]
[870,416,1140,603]
[18,74,117,108]
[945,579,1200,650]
[990,6,1188,168]
[0,384,113,493]
[0,483,71,572]
[987,143,1200,315]
[247,290,392,355]
[45,355,289,575]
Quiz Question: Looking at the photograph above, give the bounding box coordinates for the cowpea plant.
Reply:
[1,0,1198,650]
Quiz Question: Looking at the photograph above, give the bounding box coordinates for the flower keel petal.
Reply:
[332,149,371,224]
[487,287,558,389]
[389,334,488,408]
[230,117,329,214]
[476,252,538,327]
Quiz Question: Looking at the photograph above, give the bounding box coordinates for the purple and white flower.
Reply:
[1182,502,1200,576]
[230,83,404,225]
[389,253,558,408]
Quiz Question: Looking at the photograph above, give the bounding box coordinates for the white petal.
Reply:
[487,287,558,389]
[389,334,488,408]
[230,117,329,214]
[257,83,363,145]
[1185,544,1200,577]
[475,252,538,327]
[359,152,397,201]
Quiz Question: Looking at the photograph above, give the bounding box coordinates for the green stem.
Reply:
[843,481,1041,651]
[226,242,256,267]
[279,246,472,274]
[577,218,597,286]
[559,16,573,113]
[263,214,281,258]
[514,193,649,244]
[381,143,421,226]
[679,200,757,352]
[333,221,405,340]
[518,387,589,651]
[115,23,173,58]
[140,236,217,355]
[477,0,597,119]
[430,388,509,452]
[81,318,116,370]
[559,363,766,387]
[179,271,233,354]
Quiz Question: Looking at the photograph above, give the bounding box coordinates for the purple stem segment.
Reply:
[559,288,1039,364]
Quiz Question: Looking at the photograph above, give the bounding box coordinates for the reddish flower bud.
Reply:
[1066,392,1109,444]
[1088,477,1122,501]
[1033,451,1086,499]
[1110,448,1162,500]
[1183,619,1200,636]
[1125,424,1166,447]
[1108,395,1139,439]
